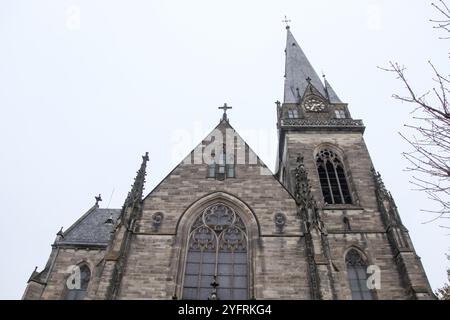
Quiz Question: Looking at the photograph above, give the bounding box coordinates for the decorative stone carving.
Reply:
[106,152,149,300]
[274,212,286,233]
[152,212,164,230]
[282,118,364,128]
[294,155,318,224]
[124,152,150,213]
[294,154,324,300]
[345,249,366,266]
[371,168,403,227]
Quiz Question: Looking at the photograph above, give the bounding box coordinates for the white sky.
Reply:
[0,0,448,299]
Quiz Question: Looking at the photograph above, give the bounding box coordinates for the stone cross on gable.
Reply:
[95,194,102,206]
[218,103,232,121]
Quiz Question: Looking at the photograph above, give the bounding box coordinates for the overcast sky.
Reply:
[0,0,448,299]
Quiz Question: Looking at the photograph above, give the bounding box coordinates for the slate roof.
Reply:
[283,28,342,104]
[324,79,342,103]
[56,206,121,247]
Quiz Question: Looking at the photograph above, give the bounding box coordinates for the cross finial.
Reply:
[218,103,232,121]
[282,15,291,29]
[95,194,102,206]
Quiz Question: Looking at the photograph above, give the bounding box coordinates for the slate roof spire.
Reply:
[283,28,328,103]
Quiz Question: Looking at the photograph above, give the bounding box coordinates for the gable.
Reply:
[141,119,300,236]
[144,119,292,199]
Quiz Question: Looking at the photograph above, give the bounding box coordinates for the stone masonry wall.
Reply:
[39,247,106,300]
[282,130,422,299]
[115,125,311,299]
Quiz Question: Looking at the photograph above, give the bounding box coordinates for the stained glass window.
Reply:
[183,204,248,300]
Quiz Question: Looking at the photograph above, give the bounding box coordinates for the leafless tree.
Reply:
[431,0,450,39]
[380,0,450,227]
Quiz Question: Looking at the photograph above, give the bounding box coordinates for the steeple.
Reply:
[284,28,327,103]
[276,26,365,193]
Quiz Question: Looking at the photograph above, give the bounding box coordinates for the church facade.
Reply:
[23,27,434,300]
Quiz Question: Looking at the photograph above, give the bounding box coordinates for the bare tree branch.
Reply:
[379,1,450,228]
[431,0,450,38]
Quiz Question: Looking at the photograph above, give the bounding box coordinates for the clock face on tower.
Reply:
[303,96,327,112]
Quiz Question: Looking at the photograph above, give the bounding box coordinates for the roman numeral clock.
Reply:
[303,95,327,112]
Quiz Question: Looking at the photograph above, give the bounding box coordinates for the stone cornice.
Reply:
[281,118,365,132]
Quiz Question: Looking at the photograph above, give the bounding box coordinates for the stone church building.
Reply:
[23,26,434,300]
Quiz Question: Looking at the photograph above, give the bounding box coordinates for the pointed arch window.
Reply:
[346,249,374,300]
[316,149,352,204]
[182,204,248,300]
[64,264,91,300]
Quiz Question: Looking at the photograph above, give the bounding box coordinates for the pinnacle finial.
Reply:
[282,15,291,29]
[124,152,150,208]
[56,227,64,238]
[322,73,330,101]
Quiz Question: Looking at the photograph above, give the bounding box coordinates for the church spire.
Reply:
[284,28,327,103]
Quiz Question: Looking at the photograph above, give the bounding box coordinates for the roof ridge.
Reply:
[143,119,280,201]
[61,204,98,238]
